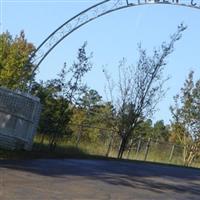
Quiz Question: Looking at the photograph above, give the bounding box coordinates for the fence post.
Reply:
[105,133,113,157]
[135,138,142,159]
[169,144,175,162]
[76,125,82,147]
[126,139,133,159]
[155,138,159,145]
[144,138,151,161]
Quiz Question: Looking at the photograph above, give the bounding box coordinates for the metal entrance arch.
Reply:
[1,0,199,151]
[29,0,200,76]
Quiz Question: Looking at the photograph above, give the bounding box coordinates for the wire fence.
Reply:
[33,131,200,168]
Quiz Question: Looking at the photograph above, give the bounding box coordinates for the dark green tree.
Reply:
[152,120,169,141]
[78,89,102,110]
[31,81,71,150]
[31,43,92,150]
[134,119,153,139]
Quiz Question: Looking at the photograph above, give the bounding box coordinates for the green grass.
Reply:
[1,146,200,171]
[0,135,200,169]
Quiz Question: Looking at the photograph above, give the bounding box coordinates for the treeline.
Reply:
[0,25,199,165]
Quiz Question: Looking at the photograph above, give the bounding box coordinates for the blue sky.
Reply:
[1,0,200,124]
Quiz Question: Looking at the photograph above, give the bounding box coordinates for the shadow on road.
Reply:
[1,159,200,196]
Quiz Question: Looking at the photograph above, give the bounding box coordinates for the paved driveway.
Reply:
[0,159,200,200]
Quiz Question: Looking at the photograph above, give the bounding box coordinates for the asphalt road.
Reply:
[0,159,200,200]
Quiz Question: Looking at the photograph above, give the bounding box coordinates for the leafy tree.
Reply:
[0,31,35,90]
[169,122,188,144]
[70,89,112,144]
[78,89,102,109]
[31,81,71,150]
[32,43,92,150]
[134,119,153,138]
[69,107,87,145]
[59,42,92,104]
[152,120,169,141]
[170,71,200,165]
[125,119,169,141]
[104,24,187,158]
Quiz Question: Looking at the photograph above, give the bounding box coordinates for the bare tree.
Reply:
[104,24,187,158]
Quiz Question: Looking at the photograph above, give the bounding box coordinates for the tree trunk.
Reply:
[118,136,128,159]
[49,133,58,152]
[37,133,45,151]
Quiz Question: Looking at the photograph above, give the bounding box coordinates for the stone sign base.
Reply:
[0,87,41,150]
